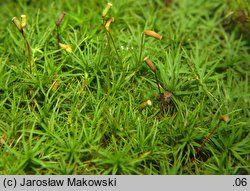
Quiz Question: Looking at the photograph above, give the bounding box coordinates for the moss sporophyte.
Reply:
[12,15,33,98]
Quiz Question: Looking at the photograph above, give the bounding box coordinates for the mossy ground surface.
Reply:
[0,0,249,174]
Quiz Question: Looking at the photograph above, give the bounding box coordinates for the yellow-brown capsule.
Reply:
[139,100,152,110]
[219,115,230,123]
[56,12,65,27]
[102,2,112,18]
[21,15,27,28]
[12,17,22,32]
[144,56,157,73]
[104,16,114,31]
[59,43,72,53]
[143,30,162,40]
